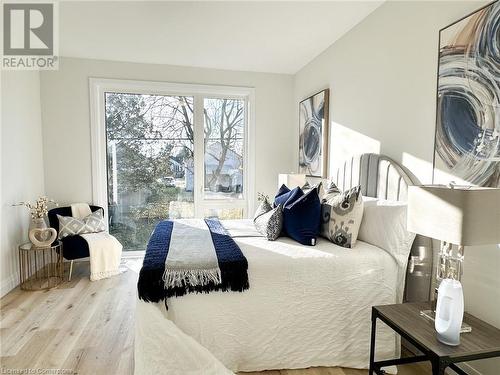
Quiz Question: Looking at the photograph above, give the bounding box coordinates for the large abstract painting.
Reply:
[433,2,500,187]
[299,89,329,177]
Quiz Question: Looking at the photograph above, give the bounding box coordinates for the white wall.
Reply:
[293,1,497,374]
[294,0,492,183]
[1,71,45,296]
[40,57,294,209]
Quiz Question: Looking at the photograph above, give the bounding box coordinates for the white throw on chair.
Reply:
[63,203,123,281]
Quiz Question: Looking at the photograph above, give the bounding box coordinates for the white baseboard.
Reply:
[1,272,19,298]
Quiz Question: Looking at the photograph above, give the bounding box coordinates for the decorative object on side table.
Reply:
[407,184,500,345]
[14,196,58,247]
[433,1,500,188]
[299,89,329,178]
[19,241,64,290]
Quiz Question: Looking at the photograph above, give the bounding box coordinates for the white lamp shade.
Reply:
[278,174,306,189]
[407,185,500,246]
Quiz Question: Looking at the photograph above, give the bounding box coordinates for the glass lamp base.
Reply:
[420,309,472,333]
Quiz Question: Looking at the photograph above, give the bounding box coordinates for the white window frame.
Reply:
[89,78,256,224]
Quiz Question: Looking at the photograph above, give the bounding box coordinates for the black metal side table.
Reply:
[19,241,64,290]
[369,302,500,375]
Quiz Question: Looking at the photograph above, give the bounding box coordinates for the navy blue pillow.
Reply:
[274,184,320,246]
[275,184,290,199]
[283,188,320,246]
[274,185,304,207]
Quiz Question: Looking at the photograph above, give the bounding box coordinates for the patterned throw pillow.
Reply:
[254,197,272,220]
[57,209,106,239]
[321,180,341,202]
[253,197,283,241]
[320,185,364,248]
[302,181,323,200]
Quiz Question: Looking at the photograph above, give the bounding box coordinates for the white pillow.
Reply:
[358,198,416,267]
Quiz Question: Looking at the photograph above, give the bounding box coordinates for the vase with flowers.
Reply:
[14,197,58,247]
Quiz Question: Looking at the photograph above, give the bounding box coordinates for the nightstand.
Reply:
[369,302,500,375]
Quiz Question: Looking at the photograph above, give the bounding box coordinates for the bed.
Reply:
[134,153,433,375]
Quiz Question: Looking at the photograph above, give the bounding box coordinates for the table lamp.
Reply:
[278,173,306,189]
[407,185,500,345]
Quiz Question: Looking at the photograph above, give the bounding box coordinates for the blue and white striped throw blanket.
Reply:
[138,218,249,303]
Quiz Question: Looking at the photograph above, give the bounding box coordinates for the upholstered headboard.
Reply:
[330,153,418,201]
[313,153,433,302]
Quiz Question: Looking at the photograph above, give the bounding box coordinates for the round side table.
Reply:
[19,241,64,290]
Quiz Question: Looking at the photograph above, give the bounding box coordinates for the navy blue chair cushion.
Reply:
[58,235,92,260]
[48,205,103,260]
[274,185,320,246]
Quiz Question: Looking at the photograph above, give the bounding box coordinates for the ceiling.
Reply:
[59,1,383,74]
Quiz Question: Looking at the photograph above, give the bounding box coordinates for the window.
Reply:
[90,79,254,251]
[105,93,195,250]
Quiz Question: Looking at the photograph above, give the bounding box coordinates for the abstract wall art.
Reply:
[299,89,329,178]
[433,1,499,187]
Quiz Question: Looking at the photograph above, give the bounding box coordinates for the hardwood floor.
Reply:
[0,260,429,375]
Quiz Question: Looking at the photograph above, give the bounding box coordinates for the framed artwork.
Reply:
[299,89,330,178]
[433,1,499,187]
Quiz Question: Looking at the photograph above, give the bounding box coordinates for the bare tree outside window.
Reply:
[203,98,244,199]
[105,93,245,251]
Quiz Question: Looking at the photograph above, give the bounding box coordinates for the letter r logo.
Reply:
[3,3,53,55]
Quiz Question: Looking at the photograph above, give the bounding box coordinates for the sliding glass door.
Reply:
[101,85,250,252]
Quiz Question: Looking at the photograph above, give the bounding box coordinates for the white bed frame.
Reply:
[311,153,434,303]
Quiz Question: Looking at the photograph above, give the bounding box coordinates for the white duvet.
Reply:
[135,220,405,374]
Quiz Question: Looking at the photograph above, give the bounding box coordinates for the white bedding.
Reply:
[135,220,406,374]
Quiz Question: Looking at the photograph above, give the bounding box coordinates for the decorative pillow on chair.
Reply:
[320,185,364,248]
[253,198,283,241]
[57,209,106,239]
